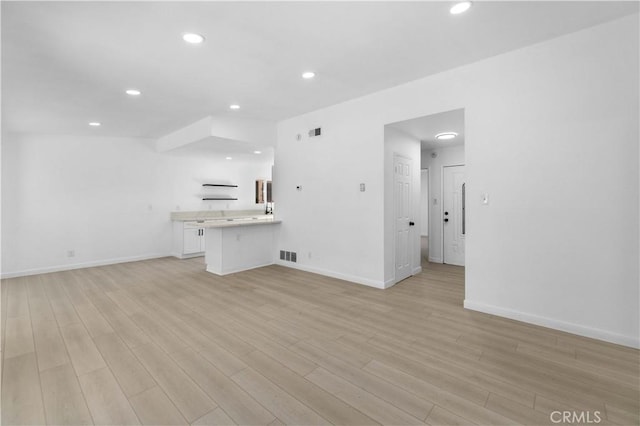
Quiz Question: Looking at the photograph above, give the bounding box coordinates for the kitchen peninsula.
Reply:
[182,215,281,275]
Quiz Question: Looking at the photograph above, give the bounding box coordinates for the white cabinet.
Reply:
[172,222,206,258]
[183,227,205,254]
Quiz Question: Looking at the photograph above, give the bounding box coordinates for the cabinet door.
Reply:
[183,228,203,254]
[199,229,206,252]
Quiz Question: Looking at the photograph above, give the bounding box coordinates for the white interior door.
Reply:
[395,155,413,283]
[443,165,465,266]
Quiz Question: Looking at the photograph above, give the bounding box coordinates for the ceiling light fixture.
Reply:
[229,104,240,110]
[182,33,205,44]
[253,151,261,154]
[225,156,233,160]
[88,122,101,127]
[302,71,316,79]
[450,1,472,14]
[435,132,458,140]
[125,89,141,96]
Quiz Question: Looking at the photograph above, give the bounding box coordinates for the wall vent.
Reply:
[308,127,322,137]
[279,250,297,263]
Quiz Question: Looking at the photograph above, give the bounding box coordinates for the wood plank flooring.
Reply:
[1,257,638,425]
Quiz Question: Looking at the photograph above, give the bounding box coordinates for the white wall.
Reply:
[274,108,385,288]
[384,126,421,286]
[274,15,639,347]
[1,133,272,277]
[421,145,465,263]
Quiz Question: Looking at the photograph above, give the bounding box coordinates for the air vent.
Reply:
[279,250,297,263]
[308,127,321,137]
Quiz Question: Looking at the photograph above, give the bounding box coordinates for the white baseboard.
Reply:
[172,252,204,260]
[275,260,386,289]
[383,278,396,289]
[412,266,422,275]
[428,256,443,264]
[464,299,640,349]
[0,253,169,279]
[206,261,274,276]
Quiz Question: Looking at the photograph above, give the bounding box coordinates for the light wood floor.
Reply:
[1,257,638,425]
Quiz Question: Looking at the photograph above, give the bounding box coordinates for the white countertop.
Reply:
[171,209,267,222]
[185,217,281,229]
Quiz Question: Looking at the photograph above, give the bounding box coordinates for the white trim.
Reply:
[0,253,169,279]
[276,260,386,289]
[464,299,640,349]
[428,256,443,264]
[412,266,422,275]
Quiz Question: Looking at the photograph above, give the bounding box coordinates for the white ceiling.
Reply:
[2,1,637,139]
[389,109,465,151]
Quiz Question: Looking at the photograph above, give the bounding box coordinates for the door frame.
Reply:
[441,164,465,265]
[393,153,414,284]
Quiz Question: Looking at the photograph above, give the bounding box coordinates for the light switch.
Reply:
[360,183,366,192]
[482,193,490,205]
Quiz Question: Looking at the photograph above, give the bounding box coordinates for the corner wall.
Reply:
[274,14,639,347]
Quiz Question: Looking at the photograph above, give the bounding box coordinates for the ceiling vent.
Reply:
[308,127,322,137]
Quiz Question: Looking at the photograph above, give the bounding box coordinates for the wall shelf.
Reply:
[202,183,238,201]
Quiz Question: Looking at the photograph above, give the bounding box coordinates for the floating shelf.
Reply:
[202,184,238,188]
[202,197,238,201]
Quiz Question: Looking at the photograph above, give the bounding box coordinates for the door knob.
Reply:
[444,218,449,222]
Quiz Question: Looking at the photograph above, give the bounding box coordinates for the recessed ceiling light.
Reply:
[229,104,240,110]
[182,33,205,44]
[253,151,261,154]
[225,156,233,160]
[450,1,472,14]
[302,71,316,79]
[88,122,101,127]
[125,89,141,96]
[435,132,458,140]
